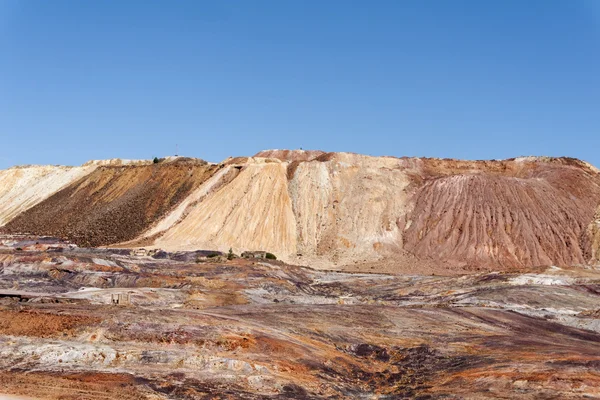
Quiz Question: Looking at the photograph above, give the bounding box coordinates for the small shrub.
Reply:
[153,157,160,164]
[227,248,234,260]
[207,252,220,258]
[265,252,277,260]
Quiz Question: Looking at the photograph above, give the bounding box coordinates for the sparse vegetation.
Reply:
[153,157,160,164]
[228,247,235,260]
[265,252,277,260]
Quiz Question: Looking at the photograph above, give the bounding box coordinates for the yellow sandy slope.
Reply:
[153,160,298,257]
[150,153,413,266]
[3,152,599,271]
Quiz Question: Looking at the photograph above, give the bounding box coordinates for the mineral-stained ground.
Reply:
[3,153,600,273]
[1,236,600,399]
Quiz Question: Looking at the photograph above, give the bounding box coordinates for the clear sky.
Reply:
[1,0,599,169]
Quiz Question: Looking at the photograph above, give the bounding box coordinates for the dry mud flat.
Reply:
[1,239,600,399]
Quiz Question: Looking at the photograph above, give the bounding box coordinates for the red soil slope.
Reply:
[404,159,600,268]
[2,153,599,271]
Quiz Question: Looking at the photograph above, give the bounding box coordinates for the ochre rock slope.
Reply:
[0,165,95,226]
[3,160,217,247]
[1,152,599,271]
[151,153,414,269]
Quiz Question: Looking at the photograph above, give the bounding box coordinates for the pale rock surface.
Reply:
[141,165,238,238]
[150,153,414,267]
[153,161,298,257]
[0,165,95,226]
[287,153,412,267]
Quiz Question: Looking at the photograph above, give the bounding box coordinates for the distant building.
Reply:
[130,248,159,257]
[111,293,131,306]
[241,251,268,259]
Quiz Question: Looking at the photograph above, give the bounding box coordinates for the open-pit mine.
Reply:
[1,150,600,399]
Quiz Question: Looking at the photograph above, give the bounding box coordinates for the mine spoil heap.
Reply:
[1,151,599,272]
[1,151,600,399]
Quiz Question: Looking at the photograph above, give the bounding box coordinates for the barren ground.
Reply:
[3,153,599,272]
[1,236,600,399]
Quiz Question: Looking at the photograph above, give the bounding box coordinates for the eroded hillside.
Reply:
[591,205,600,264]
[0,165,95,226]
[405,166,600,268]
[153,160,298,256]
[2,151,600,272]
[3,159,217,247]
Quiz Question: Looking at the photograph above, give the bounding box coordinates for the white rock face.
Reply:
[149,153,412,267]
[0,165,95,226]
[287,153,411,266]
[508,274,575,286]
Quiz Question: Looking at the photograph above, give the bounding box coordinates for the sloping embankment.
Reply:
[2,160,217,247]
[153,160,298,256]
[404,168,600,269]
[0,165,96,227]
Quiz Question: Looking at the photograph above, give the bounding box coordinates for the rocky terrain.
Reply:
[0,236,600,399]
[1,151,600,272]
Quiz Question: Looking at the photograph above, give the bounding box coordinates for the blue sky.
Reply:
[1,0,599,168]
